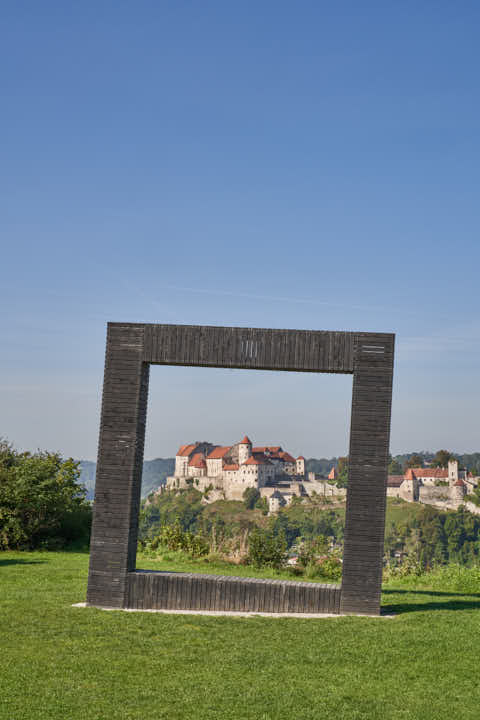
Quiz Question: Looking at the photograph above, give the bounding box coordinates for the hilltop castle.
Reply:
[166,435,309,509]
[163,438,480,515]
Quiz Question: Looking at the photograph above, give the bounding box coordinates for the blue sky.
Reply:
[2,2,479,460]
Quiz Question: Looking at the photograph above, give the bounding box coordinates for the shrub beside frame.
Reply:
[86,323,395,615]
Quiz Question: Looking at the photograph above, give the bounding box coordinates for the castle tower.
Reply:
[448,459,459,487]
[400,469,419,502]
[238,435,252,465]
[451,478,466,506]
[296,456,305,476]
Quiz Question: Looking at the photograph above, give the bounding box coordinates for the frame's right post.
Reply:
[340,333,395,615]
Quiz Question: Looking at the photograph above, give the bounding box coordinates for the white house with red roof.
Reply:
[166,435,306,502]
[386,459,478,510]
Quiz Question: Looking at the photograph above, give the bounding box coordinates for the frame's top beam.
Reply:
[107,322,394,375]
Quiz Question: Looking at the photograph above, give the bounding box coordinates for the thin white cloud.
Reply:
[398,329,480,355]
[141,282,448,322]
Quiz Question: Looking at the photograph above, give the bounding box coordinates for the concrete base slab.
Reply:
[72,602,395,619]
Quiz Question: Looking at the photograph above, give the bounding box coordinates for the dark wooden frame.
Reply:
[87,323,395,615]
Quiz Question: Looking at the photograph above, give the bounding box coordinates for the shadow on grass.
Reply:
[383,588,480,598]
[0,559,46,567]
[382,588,480,614]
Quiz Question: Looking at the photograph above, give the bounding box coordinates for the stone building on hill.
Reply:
[166,435,308,510]
[164,442,479,515]
[386,459,478,510]
[163,435,349,512]
[164,435,349,512]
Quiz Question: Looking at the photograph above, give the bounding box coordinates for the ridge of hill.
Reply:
[79,452,480,500]
[79,457,340,499]
[79,458,175,500]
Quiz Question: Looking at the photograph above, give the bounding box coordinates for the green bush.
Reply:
[303,555,342,581]
[0,439,91,550]
[384,554,424,579]
[150,520,208,558]
[247,528,287,569]
[317,555,342,581]
[296,536,329,568]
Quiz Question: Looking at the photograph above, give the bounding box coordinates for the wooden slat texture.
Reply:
[340,333,395,615]
[86,323,149,609]
[143,324,355,374]
[86,322,394,616]
[127,571,340,614]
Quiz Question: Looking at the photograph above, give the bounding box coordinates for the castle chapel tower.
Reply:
[448,459,459,487]
[238,436,252,464]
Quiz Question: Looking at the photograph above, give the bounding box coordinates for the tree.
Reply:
[404,528,422,562]
[247,527,287,568]
[255,496,269,515]
[336,457,349,487]
[417,507,447,567]
[0,441,91,550]
[431,450,456,468]
[243,487,260,510]
[405,454,425,469]
[444,511,466,561]
[139,487,203,540]
[388,455,403,475]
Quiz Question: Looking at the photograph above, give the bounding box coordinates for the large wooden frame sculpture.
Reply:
[87,323,395,615]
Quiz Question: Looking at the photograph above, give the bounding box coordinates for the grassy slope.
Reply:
[2,552,480,720]
[137,550,334,581]
[198,496,424,531]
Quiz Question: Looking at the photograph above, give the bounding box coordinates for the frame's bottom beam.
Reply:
[124,571,341,614]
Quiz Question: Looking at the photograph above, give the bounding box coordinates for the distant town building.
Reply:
[387,459,478,510]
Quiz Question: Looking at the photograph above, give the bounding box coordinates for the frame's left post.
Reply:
[86,323,149,608]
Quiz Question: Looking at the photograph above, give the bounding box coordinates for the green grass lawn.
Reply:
[2,552,480,720]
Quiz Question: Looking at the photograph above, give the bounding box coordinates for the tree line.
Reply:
[385,505,480,568]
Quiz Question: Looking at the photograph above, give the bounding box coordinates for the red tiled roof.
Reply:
[244,455,271,466]
[387,475,404,487]
[328,467,337,480]
[207,446,231,459]
[410,467,448,478]
[240,435,252,445]
[176,443,198,457]
[253,446,282,454]
[188,452,206,468]
[223,463,239,471]
[280,451,296,463]
[252,452,274,463]
[454,478,465,487]
[296,456,305,461]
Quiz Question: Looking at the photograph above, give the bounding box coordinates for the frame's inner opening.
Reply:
[137,364,353,585]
